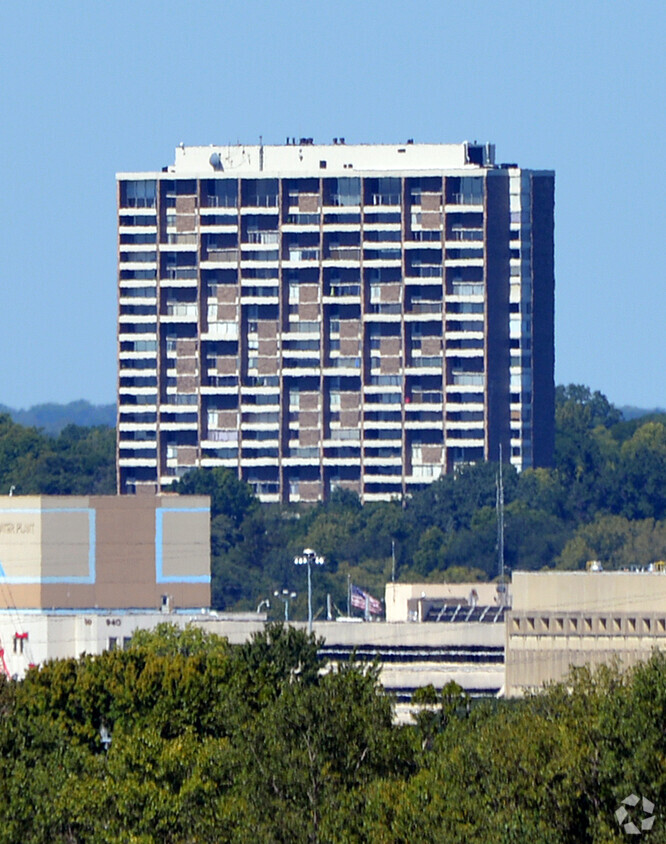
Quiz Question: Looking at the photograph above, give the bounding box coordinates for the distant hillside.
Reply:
[0,401,116,434]
[620,405,666,421]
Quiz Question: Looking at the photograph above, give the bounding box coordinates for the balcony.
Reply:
[365,304,402,316]
[451,372,485,387]
[409,230,441,242]
[326,284,361,299]
[326,195,361,208]
[406,266,443,279]
[448,283,485,297]
[163,233,197,245]
[242,195,278,208]
[368,194,401,207]
[245,231,279,245]
[327,247,361,262]
[202,195,237,209]
[408,391,443,404]
[408,302,442,315]
[448,229,483,243]
[283,214,320,226]
[448,193,483,207]
[326,356,361,369]
[287,249,320,262]
[164,303,198,318]
[407,356,442,369]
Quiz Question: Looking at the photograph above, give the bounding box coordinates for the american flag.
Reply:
[351,585,383,616]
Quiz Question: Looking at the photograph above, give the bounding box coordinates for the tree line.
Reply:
[3,384,666,614]
[0,415,115,496]
[0,623,664,843]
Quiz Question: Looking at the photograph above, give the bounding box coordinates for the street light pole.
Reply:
[293,547,325,634]
[274,589,297,622]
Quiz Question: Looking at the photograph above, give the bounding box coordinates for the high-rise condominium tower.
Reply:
[117,140,554,503]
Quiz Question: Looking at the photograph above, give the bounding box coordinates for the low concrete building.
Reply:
[506,571,666,696]
[0,609,265,679]
[313,619,505,700]
[0,610,505,697]
[385,581,507,623]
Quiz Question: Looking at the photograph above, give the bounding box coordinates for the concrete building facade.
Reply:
[506,571,666,696]
[117,140,554,502]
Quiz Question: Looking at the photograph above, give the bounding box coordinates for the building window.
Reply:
[121,180,157,208]
[13,633,28,654]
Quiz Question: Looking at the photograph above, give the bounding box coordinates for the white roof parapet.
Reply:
[164,141,495,176]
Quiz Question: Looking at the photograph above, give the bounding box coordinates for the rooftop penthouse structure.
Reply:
[117,140,554,502]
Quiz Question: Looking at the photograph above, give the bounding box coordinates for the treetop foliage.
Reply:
[1,624,666,842]
[0,413,115,496]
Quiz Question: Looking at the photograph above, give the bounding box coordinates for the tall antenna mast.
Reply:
[496,444,505,606]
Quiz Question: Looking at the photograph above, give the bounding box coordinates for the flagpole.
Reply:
[347,574,351,617]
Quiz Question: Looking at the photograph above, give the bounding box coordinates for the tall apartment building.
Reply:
[117,140,554,503]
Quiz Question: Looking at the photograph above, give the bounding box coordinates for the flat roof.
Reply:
[118,140,507,179]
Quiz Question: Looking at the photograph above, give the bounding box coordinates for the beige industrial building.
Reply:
[0,495,210,611]
[505,571,666,696]
[0,494,212,678]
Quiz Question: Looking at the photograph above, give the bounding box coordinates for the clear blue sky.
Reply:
[1,1,664,410]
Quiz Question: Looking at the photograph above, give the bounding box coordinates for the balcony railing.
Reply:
[327,195,361,207]
[205,249,239,263]
[245,231,279,245]
[449,229,484,241]
[408,302,442,314]
[327,357,361,368]
[288,249,320,262]
[409,391,443,403]
[206,376,238,388]
[450,283,485,296]
[244,195,278,207]
[410,231,441,242]
[409,357,442,368]
[164,233,197,245]
[165,304,198,317]
[450,193,483,206]
[327,247,361,261]
[406,266,443,278]
[285,213,320,225]
[366,304,402,315]
[370,194,401,206]
[328,285,360,298]
[122,198,156,209]
[163,268,197,280]
[451,372,485,386]
[202,195,237,208]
